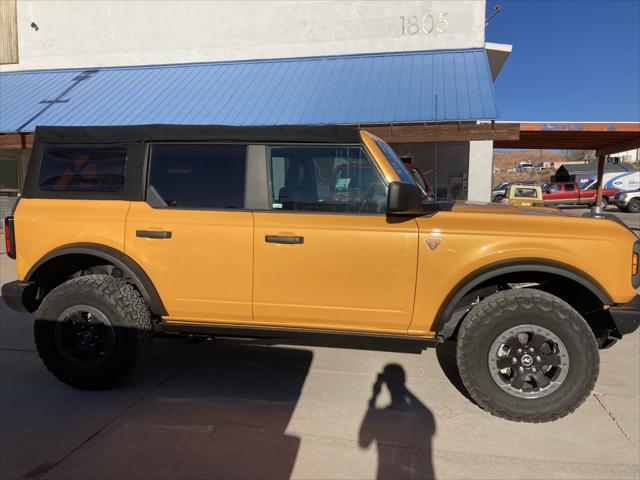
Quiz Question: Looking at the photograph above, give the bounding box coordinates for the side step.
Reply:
[156,321,439,354]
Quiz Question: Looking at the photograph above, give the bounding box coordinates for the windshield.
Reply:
[408,168,428,194]
[374,138,416,185]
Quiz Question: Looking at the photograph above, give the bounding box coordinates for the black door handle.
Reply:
[136,230,172,239]
[265,235,304,244]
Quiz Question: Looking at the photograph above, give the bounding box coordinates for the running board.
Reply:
[156,321,438,354]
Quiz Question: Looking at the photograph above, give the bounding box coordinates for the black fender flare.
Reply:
[26,243,167,316]
[434,259,613,339]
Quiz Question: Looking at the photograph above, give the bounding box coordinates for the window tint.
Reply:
[269,146,386,213]
[39,148,126,192]
[565,184,575,192]
[148,144,246,209]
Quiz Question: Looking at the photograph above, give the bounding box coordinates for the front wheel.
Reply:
[493,195,504,203]
[625,198,640,214]
[456,289,598,422]
[34,275,153,389]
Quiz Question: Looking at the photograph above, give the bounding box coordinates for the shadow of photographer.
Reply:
[359,364,436,480]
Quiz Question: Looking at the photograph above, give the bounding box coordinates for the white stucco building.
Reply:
[0,0,511,207]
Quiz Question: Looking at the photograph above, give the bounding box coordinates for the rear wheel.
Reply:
[456,288,598,422]
[34,275,153,389]
[625,198,640,214]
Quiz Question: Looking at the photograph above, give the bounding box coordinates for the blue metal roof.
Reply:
[0,49,497,132]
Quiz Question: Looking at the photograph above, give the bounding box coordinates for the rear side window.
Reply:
[514,188,538,198]
[565,184,575,192]
[39,148,126,192]
[148,144,246,209]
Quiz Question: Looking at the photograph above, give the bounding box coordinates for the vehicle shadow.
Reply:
[358,364,437,480]
[9,339,313,480]
[435,341,475,405]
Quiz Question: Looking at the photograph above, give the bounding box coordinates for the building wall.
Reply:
[611,148,639,164]
[390,142,470,200]
[467,140,493,201]
[2,0,486,71]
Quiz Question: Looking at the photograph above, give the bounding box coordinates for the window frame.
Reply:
[144,141,250,212]
[264,143,389,216]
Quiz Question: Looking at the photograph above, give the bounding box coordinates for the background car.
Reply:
[503,184,544,207]
[614,189,640,213]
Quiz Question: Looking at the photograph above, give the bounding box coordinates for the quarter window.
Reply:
[148,144,246,209]
[39,148,126,192]
[269,146,387,213]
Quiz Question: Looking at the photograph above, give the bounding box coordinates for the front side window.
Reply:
[148,144,246,209]
[269,145,387,213]
[39,148,126,192]
[565,184,575,192]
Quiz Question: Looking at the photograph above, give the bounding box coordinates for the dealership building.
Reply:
[0,0,519,219]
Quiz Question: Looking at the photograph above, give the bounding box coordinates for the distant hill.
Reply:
[493,150,569,171]
[492,151,574,187]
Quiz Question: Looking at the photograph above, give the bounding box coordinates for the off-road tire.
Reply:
[625,198,640,214]
[34,275,153,389]
[456,288,599,422]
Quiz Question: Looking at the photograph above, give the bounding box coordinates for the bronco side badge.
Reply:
[425,239,441,251]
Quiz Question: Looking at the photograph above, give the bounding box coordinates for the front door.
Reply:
[253,144,419,334]
[125,143,254,324]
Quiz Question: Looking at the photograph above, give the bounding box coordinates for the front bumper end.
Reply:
[614,198,629,209]
[609,295,640,336]
[1,281,39,313]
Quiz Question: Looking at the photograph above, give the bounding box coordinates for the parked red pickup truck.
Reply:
[542,182,618,208]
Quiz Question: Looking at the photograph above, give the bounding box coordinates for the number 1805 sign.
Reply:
[400,13,449,35]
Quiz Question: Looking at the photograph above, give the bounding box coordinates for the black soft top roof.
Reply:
[34,124,363,144]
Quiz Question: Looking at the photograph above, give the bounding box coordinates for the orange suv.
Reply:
[3,125,639,422]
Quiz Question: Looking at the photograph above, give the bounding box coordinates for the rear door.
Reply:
[252,142,419,334]
[125,143,254,324]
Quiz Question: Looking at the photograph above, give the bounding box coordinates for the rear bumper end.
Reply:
[1,281,39,313]
[609,295,640,336]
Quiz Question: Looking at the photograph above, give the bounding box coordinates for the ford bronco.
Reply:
[3,125,639,422]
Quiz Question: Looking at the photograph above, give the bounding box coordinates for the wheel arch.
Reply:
[434,259,613,339]
[26,243,167,316]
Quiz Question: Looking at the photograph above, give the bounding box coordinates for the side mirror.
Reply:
[387,181,425,214]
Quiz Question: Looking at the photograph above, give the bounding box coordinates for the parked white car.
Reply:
[614,189,640,213]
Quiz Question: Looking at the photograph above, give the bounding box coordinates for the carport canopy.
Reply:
[494,122,640,205]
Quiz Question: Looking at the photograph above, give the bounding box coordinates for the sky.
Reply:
[485,0,640,121]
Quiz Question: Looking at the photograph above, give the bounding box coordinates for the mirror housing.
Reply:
[387,181,425,215]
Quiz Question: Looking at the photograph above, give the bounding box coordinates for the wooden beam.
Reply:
[595,155,606,210]
[364,123,520,143]
[0,133,34,149]
[596,139,640,157]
